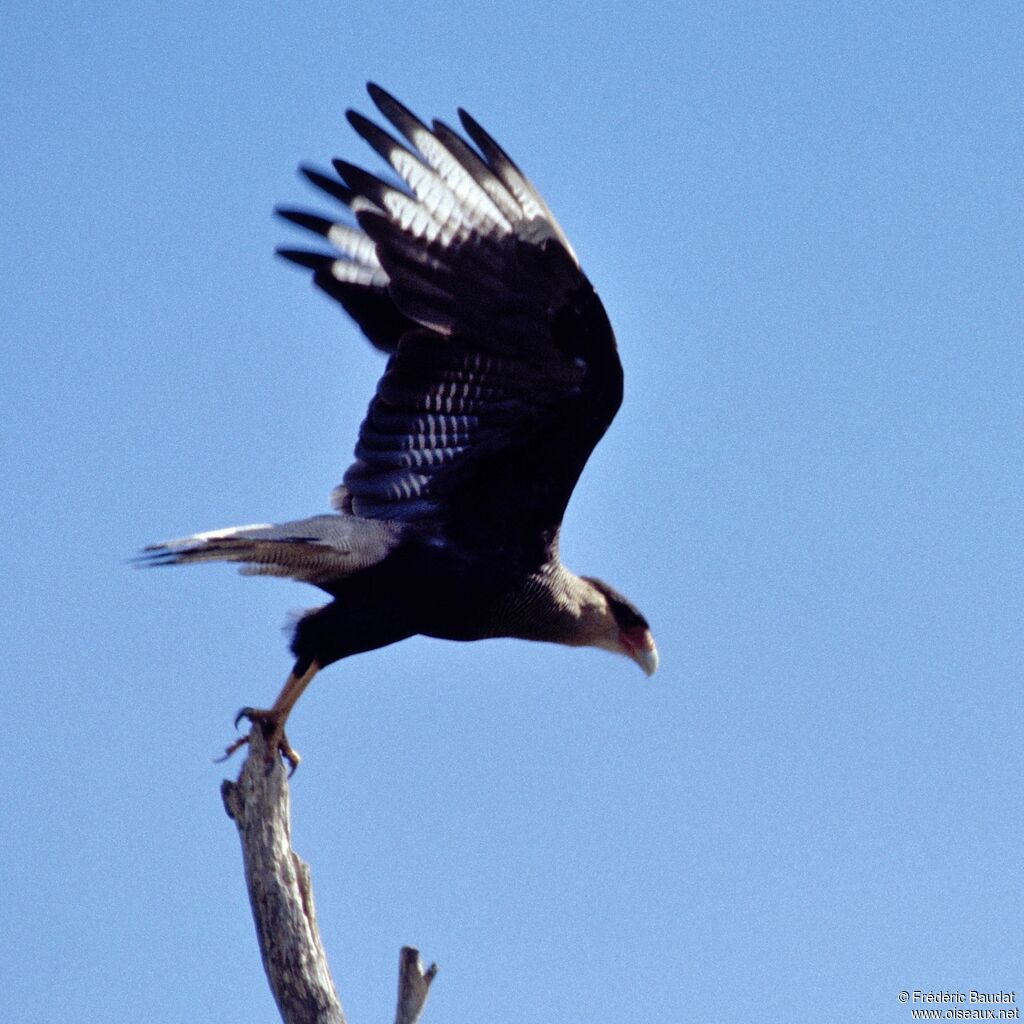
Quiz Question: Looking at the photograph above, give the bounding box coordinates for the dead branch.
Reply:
[221,726,436,1024]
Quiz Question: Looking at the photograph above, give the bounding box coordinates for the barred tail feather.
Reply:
[137,515,401,589]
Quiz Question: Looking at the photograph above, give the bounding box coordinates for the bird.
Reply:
[141,84,658,770]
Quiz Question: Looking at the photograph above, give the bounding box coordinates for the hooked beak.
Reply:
[622,627,659,678]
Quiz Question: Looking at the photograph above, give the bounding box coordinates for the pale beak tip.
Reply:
[638,647,655,679]
[636,640,659,678]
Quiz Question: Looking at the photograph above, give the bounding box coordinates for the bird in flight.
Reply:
[142,84,657,769]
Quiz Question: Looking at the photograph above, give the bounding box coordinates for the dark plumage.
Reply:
[141,84,657,767]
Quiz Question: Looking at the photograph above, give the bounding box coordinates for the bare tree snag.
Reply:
[394,947,438,1024]
[221,728,345,1024]
[221,726,436,1024]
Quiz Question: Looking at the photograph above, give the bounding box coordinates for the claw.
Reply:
[215,733,251,764]
[275,732,301,775]
[218,707,301,773]
[216,662,319,774]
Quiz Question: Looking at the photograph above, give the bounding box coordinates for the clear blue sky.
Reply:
[3,2,1022,1022]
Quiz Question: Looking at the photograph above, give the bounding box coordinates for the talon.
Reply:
[218,662,318,773]
[280,737,301,776]
[215,733,250,763]
[220,707,301,771]
[234,706,256,730]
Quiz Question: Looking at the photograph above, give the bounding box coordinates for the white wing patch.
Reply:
[326,223,380,266]
[328,260,388,288]
[278,85,580,317]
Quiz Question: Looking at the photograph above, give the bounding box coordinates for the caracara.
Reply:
[142,84,658,768]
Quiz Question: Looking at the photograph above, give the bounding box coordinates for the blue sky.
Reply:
[3,2,1022,1022]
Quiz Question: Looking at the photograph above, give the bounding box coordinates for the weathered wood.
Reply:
[221,726,436,1024]
[394,947,437,1024]
[221,727,346,1024]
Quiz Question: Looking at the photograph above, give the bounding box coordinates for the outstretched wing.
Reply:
[279,84,623,549]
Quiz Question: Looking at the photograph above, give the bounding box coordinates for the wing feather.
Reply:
[278,85,623,543]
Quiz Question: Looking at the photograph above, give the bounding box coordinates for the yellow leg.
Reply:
[220,660,321,772]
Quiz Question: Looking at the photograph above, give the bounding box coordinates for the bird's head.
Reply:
[579,576,659,677]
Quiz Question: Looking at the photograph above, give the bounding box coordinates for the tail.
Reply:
[136,514,401,588]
